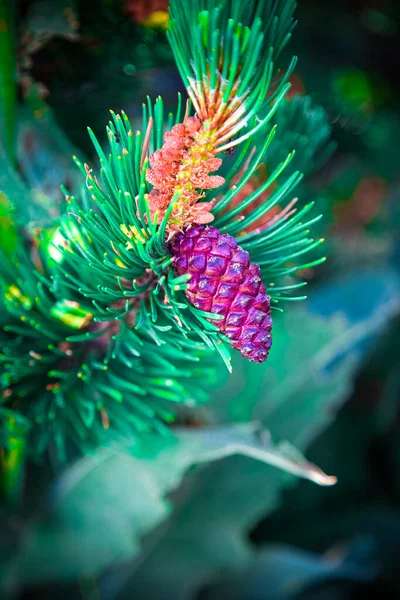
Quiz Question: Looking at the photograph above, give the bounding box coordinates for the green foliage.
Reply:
[112,270,399,599]
[2,268,397,590]
[0,239,218,457]
[265,94,336,178]
[168,0,297,141]
[0,0,332,458]
[17,106,84,221]
[1,0,399,597]
[256,284,400,553]
[0,193,16,255]
[0,147,47,226]
[7,423,334,585]
[241,326,400,599]
[0,119,221,455]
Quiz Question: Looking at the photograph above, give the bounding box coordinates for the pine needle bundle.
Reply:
[0,0,330,459]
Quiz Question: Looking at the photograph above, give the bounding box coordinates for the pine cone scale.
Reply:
[171,225,272,363]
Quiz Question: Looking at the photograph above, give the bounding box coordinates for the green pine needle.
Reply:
[0,0,333,458]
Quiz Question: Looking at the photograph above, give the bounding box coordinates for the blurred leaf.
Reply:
[0,103,85,230]
[0,147,48,227]
[12,424,333,584]
[113,270,400,600]
[308,268,400,323]
[217,311,352,427]
[0,147,29,213]
[200,541,377,600]
[16,106,84,226]
[213,269,400,430]
[253,320,400,556]
[0,192,16,254]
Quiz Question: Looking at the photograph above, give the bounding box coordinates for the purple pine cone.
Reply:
[171,225,272,363]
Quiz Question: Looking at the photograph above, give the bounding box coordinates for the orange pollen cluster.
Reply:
[146,116,225,234]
